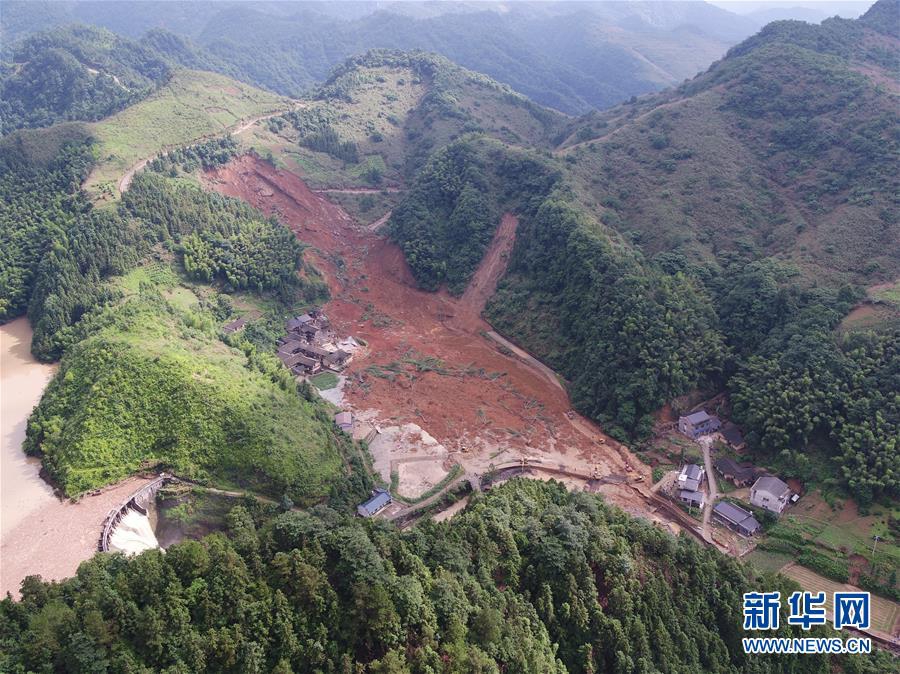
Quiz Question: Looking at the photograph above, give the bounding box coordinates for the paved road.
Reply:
[700,436,717,542]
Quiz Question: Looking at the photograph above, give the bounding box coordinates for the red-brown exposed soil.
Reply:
[204,155,648,486]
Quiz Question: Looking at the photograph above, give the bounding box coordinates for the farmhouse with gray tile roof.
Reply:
[750,476,792,515]
[678,410,721,439]
[713,501,760,536]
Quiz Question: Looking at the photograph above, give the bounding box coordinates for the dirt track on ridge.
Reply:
[203,155,653,507]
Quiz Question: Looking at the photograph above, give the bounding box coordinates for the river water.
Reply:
[0,318,57,537]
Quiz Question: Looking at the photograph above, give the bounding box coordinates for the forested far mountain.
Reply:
[258,50,567,187]
[388,2,899,506]
[558,0,900,287]
[0,1,775,114]
[4,478,894,673]
[0,25,172,134]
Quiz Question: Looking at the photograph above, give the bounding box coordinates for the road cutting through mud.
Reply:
[203,155,671,523]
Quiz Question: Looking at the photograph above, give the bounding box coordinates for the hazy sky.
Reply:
[706,0,873,17]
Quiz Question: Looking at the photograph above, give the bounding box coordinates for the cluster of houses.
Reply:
[672,408,799,537]
[276,310,355,376]
[709,473,792,536]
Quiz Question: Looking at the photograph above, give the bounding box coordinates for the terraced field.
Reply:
[781,564,900,636]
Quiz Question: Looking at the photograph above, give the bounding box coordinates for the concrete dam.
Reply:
[100,476,170,555]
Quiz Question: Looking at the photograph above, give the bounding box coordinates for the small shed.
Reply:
[334,411,353,431]
[357,489,392,518]
[222,317,248,334]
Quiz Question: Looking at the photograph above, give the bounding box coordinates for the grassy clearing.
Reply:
[872,279,900,306]
[85,69,287,200]
[310,371,339,390]
[746,549,793,574]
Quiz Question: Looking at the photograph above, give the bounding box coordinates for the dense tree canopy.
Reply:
[0,25,171,134]
[5,480,887,674]
[1,148,323,360]
[0,125,94,321]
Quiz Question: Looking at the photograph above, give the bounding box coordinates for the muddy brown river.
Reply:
[0,318,57,537]
[0,318,156,597]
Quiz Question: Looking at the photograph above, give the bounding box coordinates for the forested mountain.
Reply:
[256,49,566,188]
[0,1,770,114]
[0,25,172,134]
[559,1,899,286]
[388,1,899,505]
[4,478,894,673]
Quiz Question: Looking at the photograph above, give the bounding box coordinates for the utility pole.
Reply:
[872,535,880,559]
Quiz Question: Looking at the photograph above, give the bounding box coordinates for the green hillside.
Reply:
[0,25,171,135]
[0,124,95,321]
[387,6,899,505]
[390,137,724,439]
[5,478,890,673]
[84,68,287,199]
[24,290,351,502]
[243,50,567,189]
[559,4,900,287]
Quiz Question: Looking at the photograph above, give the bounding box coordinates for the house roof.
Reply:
[683,410,711,425]
[721,423,744,446]
[714,457,759,481]
[713,501,760,532]
[680,490,704,505]
[299,344,330,357]
[681,464,703,480]
[753,476,791,498]
[325,349,350,363]
[223,317,247,333]
[682,477,701,492]
[279,353,306,368]
[358,490,391,516]
[334,412,352,426]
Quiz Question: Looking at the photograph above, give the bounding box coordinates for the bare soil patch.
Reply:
[204,155,658,518]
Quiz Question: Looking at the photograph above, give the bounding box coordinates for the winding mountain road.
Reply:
[117,110,289,194]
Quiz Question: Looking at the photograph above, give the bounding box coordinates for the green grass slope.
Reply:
[558,1,900,287]
[24,292,349,502]
[84,68,288,199]
[250,50,567,188]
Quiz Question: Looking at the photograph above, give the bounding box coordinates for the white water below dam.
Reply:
[108,509,160,555]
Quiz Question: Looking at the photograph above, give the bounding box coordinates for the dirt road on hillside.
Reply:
[203,155,656,517]
[117,111,288,194]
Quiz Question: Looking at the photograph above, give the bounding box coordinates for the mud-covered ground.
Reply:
[204,155,659,518]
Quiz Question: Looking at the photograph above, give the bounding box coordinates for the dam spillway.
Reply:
[107,508,159,555]
[99,475,171,554]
